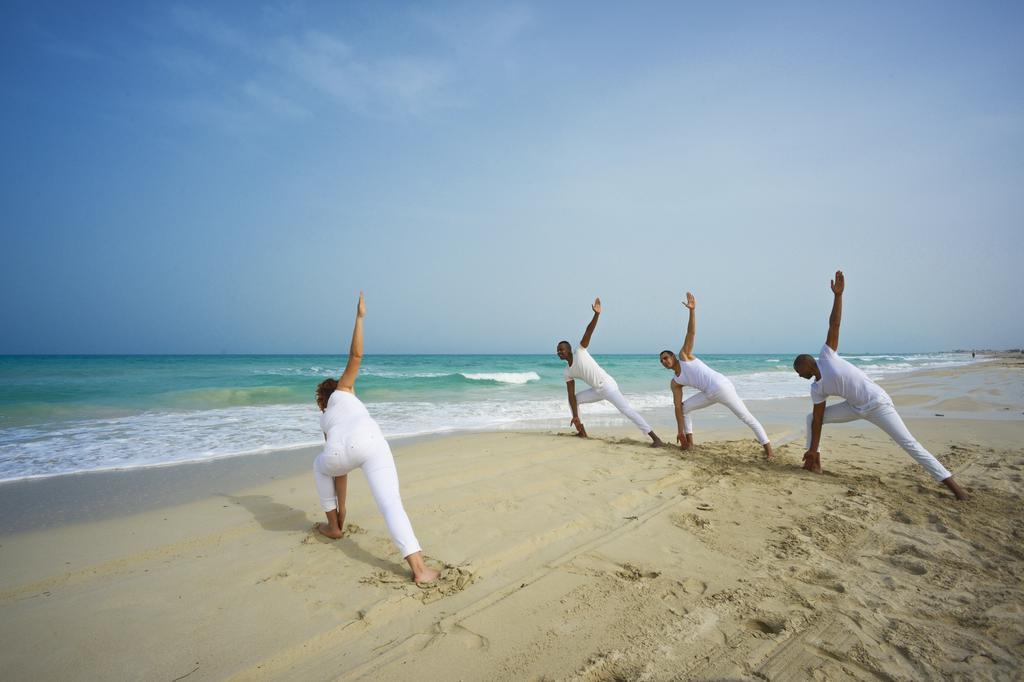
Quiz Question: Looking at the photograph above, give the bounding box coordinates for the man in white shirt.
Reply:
[557,297,664,447]
[793,271,967,500]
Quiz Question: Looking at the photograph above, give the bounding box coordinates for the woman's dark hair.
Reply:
[316,378,339,410]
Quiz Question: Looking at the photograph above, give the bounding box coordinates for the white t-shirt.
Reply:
[564,346,614,389]
[810,344,890,413]
[672,356,731,395]
[320,390,382,450]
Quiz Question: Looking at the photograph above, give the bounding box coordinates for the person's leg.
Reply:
[715,385,773,459]
[574,387,602,404]
[601,385,663,446]
[804,401,860,448]
[863,403,965,499]
[803,401,860,472]
[360,436,439,583]
[680,391,715,442]
[313,454,346,539]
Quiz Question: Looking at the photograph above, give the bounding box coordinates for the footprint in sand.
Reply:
[744,617,786,635]
[886,556,928,576]
[890,510,916,524]
[679,577,707,595]
[797,569,847,594]
[671,512,712,534]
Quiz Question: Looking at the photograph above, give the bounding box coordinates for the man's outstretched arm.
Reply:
[566,380,586,436]
[338,291,366,391]
[671,381,686,445]
[825,271,844,352]
[807,401,826,454]
[580,297,601,349]
[679,292,696,360]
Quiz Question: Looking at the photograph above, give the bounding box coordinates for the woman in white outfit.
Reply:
[659,292,775,460]
[314,292,439,584]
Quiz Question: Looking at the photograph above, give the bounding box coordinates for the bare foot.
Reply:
[316,523,344,540]
[405,551,441,584]
[414,567,441,585]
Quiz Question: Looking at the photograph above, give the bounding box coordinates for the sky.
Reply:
[2,1,1022,355]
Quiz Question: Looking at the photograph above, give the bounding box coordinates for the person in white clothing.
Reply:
[793,271,967,500]
[314,292,440,583]
[557,298,664,447]
[659,292,775,460]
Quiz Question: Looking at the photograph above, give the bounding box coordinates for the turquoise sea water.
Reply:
[0,352,975,481]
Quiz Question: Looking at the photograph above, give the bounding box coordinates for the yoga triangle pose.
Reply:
[313,292,441,583]
[557,298,664,447]
[793,271,967,500]
[659,292,775,460]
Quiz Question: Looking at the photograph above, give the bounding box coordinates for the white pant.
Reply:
[314,430,422,558]
[682,384,770,445]
[805,400,952,481]
[576,382,652,434]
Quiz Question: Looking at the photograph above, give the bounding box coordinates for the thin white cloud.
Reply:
[169,5,250,53]
[163,8,459,122]
[151,45,217,77]
[242,81,310,120]
[411,3,534,54]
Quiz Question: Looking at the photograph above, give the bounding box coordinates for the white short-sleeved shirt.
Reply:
[564,346,614,389]
[810,344,890,413]
[320,390,382,450]
[671,356,731,395]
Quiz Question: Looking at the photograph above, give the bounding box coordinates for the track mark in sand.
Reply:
[430,622,490,651]
[359,563,478,603]
[255,571,290,585]
[615,563,660,582]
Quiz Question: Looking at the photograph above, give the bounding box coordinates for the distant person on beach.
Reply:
[793,271,967,500]
[314,292,440,583]
[557,298,664,447]
[659,292,775,460]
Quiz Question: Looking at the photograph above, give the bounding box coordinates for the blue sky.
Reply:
[2,1,1022,354]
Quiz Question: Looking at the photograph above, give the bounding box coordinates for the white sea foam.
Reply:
[460,372,540,384]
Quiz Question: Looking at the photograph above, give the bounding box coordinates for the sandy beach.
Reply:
[1,360,1021,681]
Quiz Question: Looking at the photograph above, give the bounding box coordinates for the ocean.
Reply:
[0,352,975,482]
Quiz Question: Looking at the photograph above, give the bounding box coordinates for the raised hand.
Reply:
[356,291,366,318]
[592,297,601,314]
[830,271,845,296]
[682,292,696,310]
